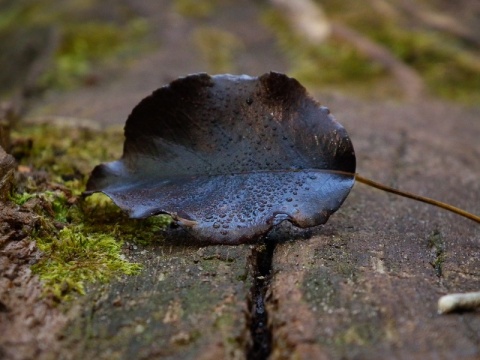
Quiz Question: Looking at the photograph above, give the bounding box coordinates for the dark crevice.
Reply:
[246,241,276,360]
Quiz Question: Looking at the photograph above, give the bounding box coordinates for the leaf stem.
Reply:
[355,174,480,224]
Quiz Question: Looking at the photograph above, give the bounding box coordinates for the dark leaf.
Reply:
[86,72,356,244]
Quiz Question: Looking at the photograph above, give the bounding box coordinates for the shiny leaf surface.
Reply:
[86,72,356,244]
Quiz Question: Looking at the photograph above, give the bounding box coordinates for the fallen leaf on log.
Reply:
[86,72,356,244]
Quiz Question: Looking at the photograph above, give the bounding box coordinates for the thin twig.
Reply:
[355,174,480,224]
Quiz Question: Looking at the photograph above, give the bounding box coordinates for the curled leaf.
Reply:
[86,72,356,244]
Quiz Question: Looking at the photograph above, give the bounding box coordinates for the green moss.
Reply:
[427,229,445,277]
[12,123,123,183]
[9,191,36,205]
[33,227,141,300]
[42,18,149,89]
[81,193,171,246]
[42,190,70,222]
[10,123,171,301]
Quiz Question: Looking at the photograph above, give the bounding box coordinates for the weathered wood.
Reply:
[46,97,480,360]
[4,1,479,359]
[61,245,252,360]
[267,98,480,359]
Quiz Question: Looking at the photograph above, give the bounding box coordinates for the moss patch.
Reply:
[426,229,445,278]
[32,226,141,299]
[44,19,149,89]
[10,122,171,301]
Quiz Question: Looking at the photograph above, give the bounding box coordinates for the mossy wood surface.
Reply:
[1,0,480,359]
[30,97,478,360]
[63,245,252,360]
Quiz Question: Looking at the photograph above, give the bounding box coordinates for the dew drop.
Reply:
[246,98,253,105]
[213,223,221,229]
[286,197,293,202]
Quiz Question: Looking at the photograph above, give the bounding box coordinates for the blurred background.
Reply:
[1,0,480,125]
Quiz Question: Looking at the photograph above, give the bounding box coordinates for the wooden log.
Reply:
[61,245,252,360]
[267,96,480,359]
